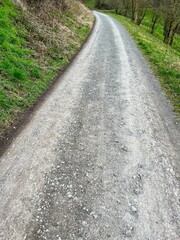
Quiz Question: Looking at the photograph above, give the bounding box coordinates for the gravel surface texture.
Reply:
[0,12,180,240]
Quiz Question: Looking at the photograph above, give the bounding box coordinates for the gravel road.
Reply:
[0,12,180,240]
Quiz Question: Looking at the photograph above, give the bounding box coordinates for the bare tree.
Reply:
[134,0,147,25]
[94,0,110,9]
[95,0,179,47]
[106,0,147,25]
[126,0,147,24]
[149,0,161,34]
[110,0,120,14]
[162,0,180,45]
[94,0,101,8]
[117,0,131,17]
[131,0,136,21]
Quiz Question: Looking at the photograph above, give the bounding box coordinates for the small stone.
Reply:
[90,211,98,219]
[67,192,72,199]
[134,188,140,195]
[131,206,137,213]
[123,226,134,237]
[82,221,87,226]
[121,144,128,152]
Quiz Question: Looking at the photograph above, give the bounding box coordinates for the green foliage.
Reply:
[102,11,180,114]
[85,0,95,9]
[0,0,92,135]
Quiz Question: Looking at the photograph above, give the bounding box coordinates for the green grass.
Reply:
[0,0,92,136]
[101,10,180,115]
[85,0,95,9]
[141,10,180,52]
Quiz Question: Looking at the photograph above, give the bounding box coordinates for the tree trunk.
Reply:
[163,19,173,45]
[170,23,179,46]
[151,13,159,34]
[131,0,135,21]
[135,8,146,26]
[124,4,129,17]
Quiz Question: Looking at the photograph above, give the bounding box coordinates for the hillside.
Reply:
[0,0,93,141]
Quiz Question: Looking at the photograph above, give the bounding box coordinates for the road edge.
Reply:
[0,13,96,158]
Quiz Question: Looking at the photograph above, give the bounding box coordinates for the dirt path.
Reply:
[0,12,179,240]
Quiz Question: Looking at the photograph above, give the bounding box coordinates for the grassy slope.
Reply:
[0,0,93,137]
[101,10,180,114]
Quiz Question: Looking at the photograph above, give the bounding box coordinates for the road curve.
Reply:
[0,12,180,240]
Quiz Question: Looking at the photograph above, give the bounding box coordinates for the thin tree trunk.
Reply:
[151,13,158,34]
[164,19,173,44]
[131,0,135,21]
[170,23,179,46]
[135,8,146,26]
[124,2,129,17]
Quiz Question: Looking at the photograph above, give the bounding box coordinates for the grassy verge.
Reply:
[101,10,180,115]
[0,0,93,137]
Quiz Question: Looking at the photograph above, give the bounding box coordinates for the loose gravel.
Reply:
[0,12,179,240]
